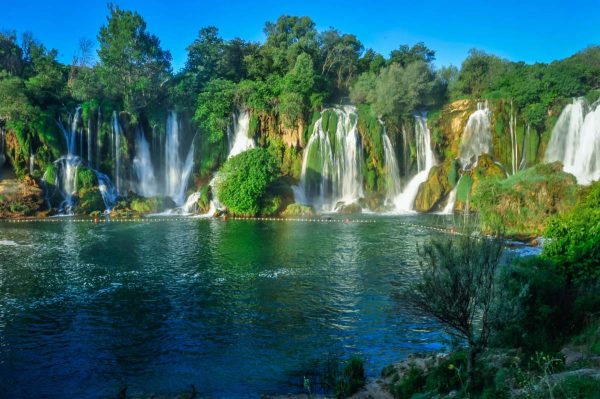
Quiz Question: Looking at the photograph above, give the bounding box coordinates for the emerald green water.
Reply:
[0,216,449,398]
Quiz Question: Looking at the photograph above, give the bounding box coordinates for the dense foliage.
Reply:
[544,181,600,281]
[215,148,280,216]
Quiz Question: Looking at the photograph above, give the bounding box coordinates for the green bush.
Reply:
[215,148,280,216]
[472,162,578,236]
[335,356,366,398]
[557,376,600,399]
[544,181,600,283]
[76,167,97,190]
[492,257,577,353]
[392,366,426,399]
[425,351,468,394]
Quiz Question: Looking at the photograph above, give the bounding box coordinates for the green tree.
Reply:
[261,15,319,74]
[371,61,441,122]
[389,42,435,67]
[215,148,280,216]
[402,228,505,392]
[194,78,236,143]
[320,29,363,90]
[96,4,172,113]
[456,49,509,97]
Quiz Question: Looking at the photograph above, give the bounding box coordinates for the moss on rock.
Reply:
[281,203,315,217]
[472,162,578,236]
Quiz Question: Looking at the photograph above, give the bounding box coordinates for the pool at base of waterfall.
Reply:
[0,215,456,398]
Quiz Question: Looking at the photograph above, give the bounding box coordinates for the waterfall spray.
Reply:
[392,114,436,212]
[459,101,492,168]
[133,127,158,197]
[381,121,402,204]
[545,97,600,185]
[295,106,364,211]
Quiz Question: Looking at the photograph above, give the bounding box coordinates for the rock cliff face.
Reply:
[0,176,45,218]
[414,161,454,212]
[416,98,550,216]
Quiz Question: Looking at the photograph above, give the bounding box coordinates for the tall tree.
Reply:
[262,15,319,74]
[320,29,363,91]
[389,42,435,67]
[97,4,172,113]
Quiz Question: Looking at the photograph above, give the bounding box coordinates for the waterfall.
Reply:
[29,152,35,175]
[165,111,195,206]
[46,156,118,213]
[181,191,202,214]
[53,157,79,213]
[95,171,118,211]
[295,105,363,211]
[459,101,492,168]
[509,100,518,175]
[87,118,93,166]
[57,107,81,156]
[519,124,530,170]
[545,97,600,185]
[441,178,460,215]
[381,122,402,203]
[112,111,124,194]
[133,127,158,197]
[393,114,436,212]
[228,109,254,159]
[47,106,119,214]
[96,108,102,169]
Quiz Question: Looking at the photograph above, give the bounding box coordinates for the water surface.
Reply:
[0,216,449,398]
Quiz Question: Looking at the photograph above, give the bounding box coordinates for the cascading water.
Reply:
[509,100,519,175]
[519,124,530,170]
[133,127,158,197]
[545,97,600,185]
[29,152,35,175]
[459,101,492,167]
[441,179,460,215]
[47,107,119,213]
[228,109,255,158]
[392,114,436,212]
[87,118,93,166]
[381,122,402,204]
[295,105,363,211]
[165,111,195,206]
[112,111,124,194]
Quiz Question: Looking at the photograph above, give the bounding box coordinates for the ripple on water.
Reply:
[0,217,455,399]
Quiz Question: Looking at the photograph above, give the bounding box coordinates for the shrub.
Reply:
[544,181,600,283]
[215,148,280,216]
[392,366,426,399]
[492,257,576,353]
[75,167,97,190]
[472,162,578,236]
[335,356,366,398]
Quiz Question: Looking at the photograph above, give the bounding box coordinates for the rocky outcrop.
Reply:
[336,202,363,214]
[281,203,314,217]
[415,160,457,212]
[129,196,176,214]
[0,176,46,218]
[429,99,476,159]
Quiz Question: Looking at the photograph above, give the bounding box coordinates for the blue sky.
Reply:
[2,0,599,71]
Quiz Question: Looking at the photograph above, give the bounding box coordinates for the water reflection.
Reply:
[0,216,450,398]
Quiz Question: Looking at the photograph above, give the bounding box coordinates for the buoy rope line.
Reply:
[0,217,475,235]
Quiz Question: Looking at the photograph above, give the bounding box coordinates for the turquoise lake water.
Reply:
[0,215,453,398]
